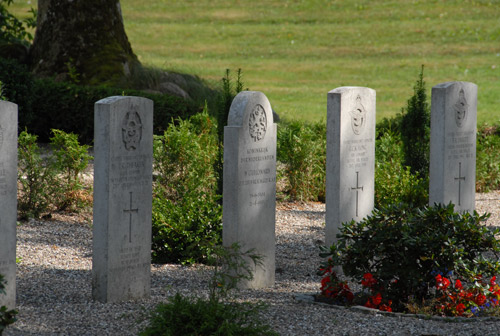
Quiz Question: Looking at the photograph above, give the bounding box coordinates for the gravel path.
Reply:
[4,191,500,335]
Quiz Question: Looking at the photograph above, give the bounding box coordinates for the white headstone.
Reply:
[0,101,17,309]
[92,96,153,302]
[223,91,276,289]
[325,87,375,246]
[429,81,477,213]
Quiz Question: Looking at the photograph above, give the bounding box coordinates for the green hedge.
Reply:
[0,57,34,128]
[29,79,200,143]
[0,57,202,144]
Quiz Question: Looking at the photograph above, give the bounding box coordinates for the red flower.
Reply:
[379,304,392,312]
[379,300,393,312]
[321,276,329,287]
[455,279,463,290]
[371,292,382,306]
[435,274,442,285]
[365,300,375,309]
[456,303,466,316]
[475,294,487,306]
[490,276,497,286]
[442,277,451,289]
[435,274,451,290]
[361,273,377,288]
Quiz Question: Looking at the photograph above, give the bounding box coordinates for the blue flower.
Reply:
[471,306,479,315]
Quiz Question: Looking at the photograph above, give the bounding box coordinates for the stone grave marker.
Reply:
[325,87,375,246]
[0,101,17,309]
[92,96,153,303]
[223,91,276,289]
[429,81,477,213]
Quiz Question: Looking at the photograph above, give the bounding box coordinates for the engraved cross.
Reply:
[123,192,138,243]
[351,171,364,217]
[454,162,466,206]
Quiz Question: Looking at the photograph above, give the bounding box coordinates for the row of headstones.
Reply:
[0,97,155,308]
[325,82,477,246]
[224,81,477,289]
[0,81,476,308]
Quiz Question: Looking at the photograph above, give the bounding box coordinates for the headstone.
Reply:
[325,87,375,246]
[223,91,276,289]
[0,101,17,309]
[429,81,477,213]
[92,96,153,303]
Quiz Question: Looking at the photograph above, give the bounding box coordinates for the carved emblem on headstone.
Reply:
[454,88,468,128]
[248,104,267,142]
[349,95,366,135]
[122,109,142,151]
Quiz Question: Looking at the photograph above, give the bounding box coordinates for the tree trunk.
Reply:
[29,0,139,85]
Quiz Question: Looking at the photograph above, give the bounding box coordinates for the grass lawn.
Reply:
[10,0,500,124]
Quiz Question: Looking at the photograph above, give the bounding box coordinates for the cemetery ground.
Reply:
[4,190,500,335]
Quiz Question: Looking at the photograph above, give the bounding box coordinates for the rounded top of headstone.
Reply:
[227,91,274,126]
[96,96,128,105]
[0,100,17,109]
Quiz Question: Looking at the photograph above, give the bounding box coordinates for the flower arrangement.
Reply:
[433,273,500,317]
[318,260,392,312]
[318,203,500,317]
[318,261,354,305]
[318,262,500,317]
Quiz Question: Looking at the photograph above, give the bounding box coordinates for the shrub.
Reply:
[48,129,93,211]
[29,78,198,144]
[140,244,277,336]
[153,111,218,200]
[277,120,326,202]
[400,65,430,178]
[140,294,277,336]
[0,274,17,335]
[17,130,55,219]
[375,130,427,208]
[323,203,500,311]
[18,129,92,219]
[0,57,34,127]
[0,58,210,145]
[151,193,222,265]
[214,69,245,197]
[151,110,222,264]
[476,124,500,192]
[375,114,402,139]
